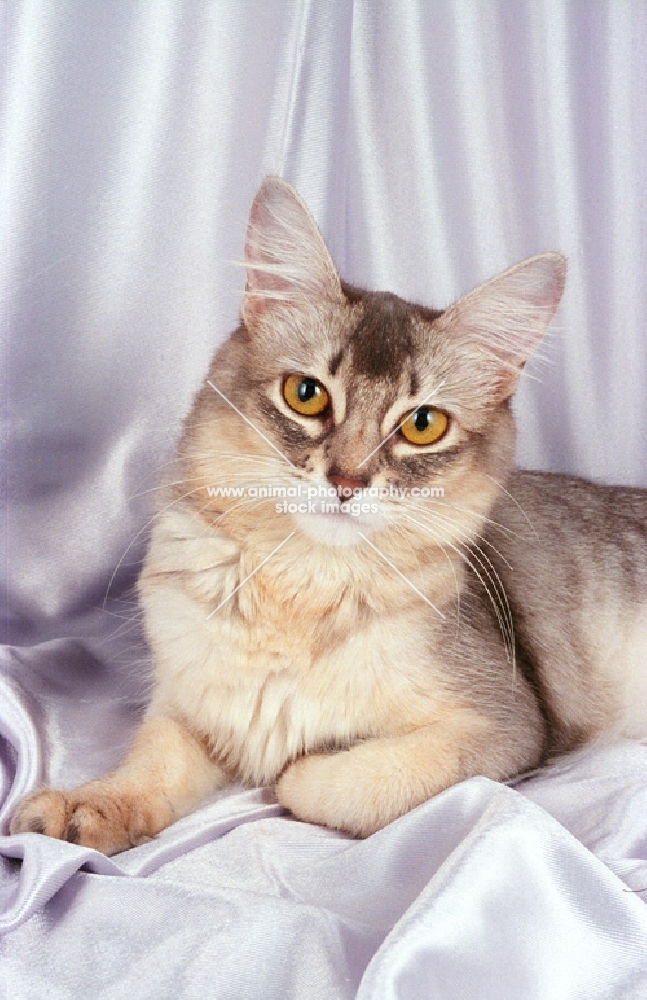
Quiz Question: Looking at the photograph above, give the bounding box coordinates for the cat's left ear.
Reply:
[444,253,567,399]
[241,176,342,327]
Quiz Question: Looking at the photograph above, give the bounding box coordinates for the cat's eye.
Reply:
[282,375,330,417]
[400,407,449,446]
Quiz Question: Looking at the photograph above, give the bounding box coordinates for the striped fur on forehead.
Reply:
[242,295,360,379]
[341,281,444,387]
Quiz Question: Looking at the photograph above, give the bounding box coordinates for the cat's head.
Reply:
[183,177,565,555]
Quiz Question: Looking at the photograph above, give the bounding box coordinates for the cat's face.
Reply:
[183,178,565,553]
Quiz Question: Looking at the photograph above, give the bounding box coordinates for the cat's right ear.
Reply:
[241,177,342,327]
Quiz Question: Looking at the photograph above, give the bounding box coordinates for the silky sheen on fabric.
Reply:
[1,1,646,997]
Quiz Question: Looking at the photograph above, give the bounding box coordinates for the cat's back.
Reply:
[486,469,647,746]
[502,469,647,537]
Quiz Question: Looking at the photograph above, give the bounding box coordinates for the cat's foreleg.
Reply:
[276,716,534,838]
[10,715,226,855]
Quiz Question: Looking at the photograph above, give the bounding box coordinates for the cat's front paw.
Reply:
[10,787,166,855]
[276,752,383,838]
[10,789,69,840]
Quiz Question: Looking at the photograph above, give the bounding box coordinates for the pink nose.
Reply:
[327,474,369,495]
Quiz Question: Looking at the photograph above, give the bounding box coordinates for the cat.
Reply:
[11,176,647,854]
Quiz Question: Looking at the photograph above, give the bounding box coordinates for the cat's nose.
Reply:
[327,473,370,495]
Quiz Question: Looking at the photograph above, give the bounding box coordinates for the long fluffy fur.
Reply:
[11,178,646,852]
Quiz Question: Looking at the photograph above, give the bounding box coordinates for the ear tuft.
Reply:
[242,177,341,325]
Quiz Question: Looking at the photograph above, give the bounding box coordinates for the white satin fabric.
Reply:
[1,2,646,997]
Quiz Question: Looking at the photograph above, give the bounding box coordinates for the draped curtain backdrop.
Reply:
[1,2,646,998]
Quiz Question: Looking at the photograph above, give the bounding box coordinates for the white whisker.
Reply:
[397,507,516,680]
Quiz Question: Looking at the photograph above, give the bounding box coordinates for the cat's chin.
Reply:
[294,510,379,548]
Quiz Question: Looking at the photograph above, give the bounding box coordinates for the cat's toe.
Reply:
[276,752,387,837]
[10,789,69,840]
[62,796,131,854]
[275,755,334,828]
[275,758,309,812]
[10,789,134,855]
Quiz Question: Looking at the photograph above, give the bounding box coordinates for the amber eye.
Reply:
[282,375,330,417]
[400,406,449,446]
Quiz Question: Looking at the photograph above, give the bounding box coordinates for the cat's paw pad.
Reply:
[10,789,139,855]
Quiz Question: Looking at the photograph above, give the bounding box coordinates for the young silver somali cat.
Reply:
[12,177,647,853]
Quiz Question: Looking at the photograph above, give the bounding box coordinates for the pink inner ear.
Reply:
[440,252,566,402]
[504,253,567,320]
[245,193,294,296]
[455,253,567,364]
[242,177,341,321]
